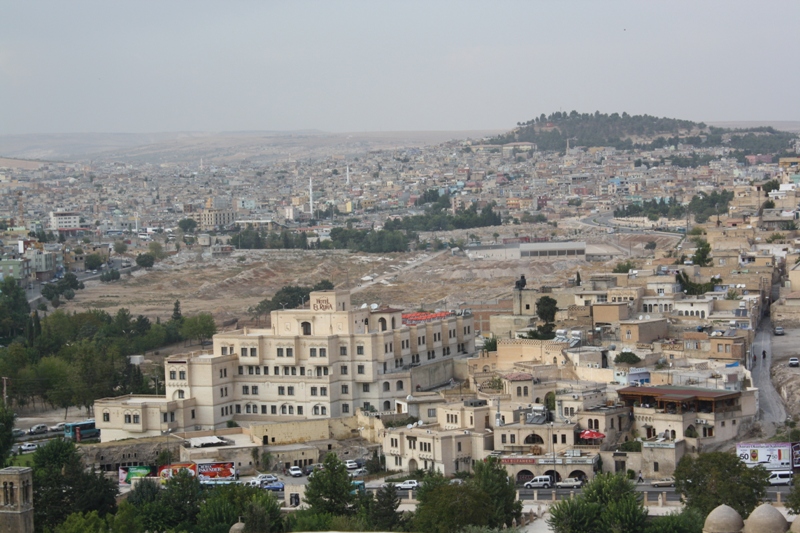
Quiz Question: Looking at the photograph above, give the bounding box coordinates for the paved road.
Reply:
[751,314,787,426]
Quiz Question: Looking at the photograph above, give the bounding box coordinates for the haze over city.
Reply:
[2,0,800,135]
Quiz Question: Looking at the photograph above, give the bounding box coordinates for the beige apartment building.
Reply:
[95,290,475,442]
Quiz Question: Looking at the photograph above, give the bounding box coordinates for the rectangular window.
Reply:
[501,434,507,444]
[300,367,305,376]
[297,406,303,415]
[191,409,195,419]
[357,365,365,374]
[654,462,659,472]
[222,347,228,355]
[169,370,176,380]
[179,370,186,380]
[362,384,370,393]
[342,404,349,413]
[238,366,243,375]
[261,405,267,414]
[286,348,293,357]
[250,348,257,357]
[428,408,436,417]
[235,405,241,414]
[357,346,364,355]
[319,348,326,357]
[291,367,296,375]
[264,366,269,375]
[510,434,516,443]
[311,387,318,396]
[341,365,348,375]
[255,366,261,375]
[274,366,279,375]
[103,413,110,422]
[288,386,294,396]
[342,385,349,394]
[278,386,285,396]
[241,347,247,357]
[170,412,175,422]
[321,387,327,396]
[163,413,168,423]
[252,385,259,395]
[248,366,254,375]
[124,414,132,424]
[277,348,284,357]
[561,434,566,444]
[457,442,462,452]
[284,367,289,375]
[271,405,277,415]
[310,348,317,357]
[340,346,347,356]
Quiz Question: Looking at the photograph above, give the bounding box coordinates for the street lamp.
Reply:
[550,421,555,482]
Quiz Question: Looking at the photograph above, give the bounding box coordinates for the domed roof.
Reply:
[229,521,245,533]
[704,504,744,533]
[790,517,800,533]
[744,503,788,533]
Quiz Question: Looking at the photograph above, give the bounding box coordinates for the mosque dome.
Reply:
[743,503,788,533]
[704,504,744,533]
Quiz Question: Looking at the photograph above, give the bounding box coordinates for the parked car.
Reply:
[790,358,799,368]
[49,422,65,433]
[556,478,584,489]
[524,476,553,489]
[768,471,794,486]
[349,468,368,478]
[12,429,25,439]
[288,466,303,477]
[263,481,285,492]
[395,480,420,491]
[28,424,47,435]
[345,460,359,470]
[20,443,38,453]
[650,477,675,488]
[774,327,785,336]
[253,473,278,485]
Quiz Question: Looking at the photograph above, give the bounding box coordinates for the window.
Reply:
[277,348,284,357]
[124,414,132,424]
[271,405,277,414]
[281,405,287,415]
[264,366,269,375]
[428,408,436,417]
[357,345,364,355]
[170,412,175,422]
[238,366,243,375]
[561,434,566,444]
[246,405,252,414]
[383,382,391,392]
[501,434,507,444]
[163,413,168,423]
[248,366,254,375]
[396,381,404,391]
[235,405,241,414]
[297,406,303,415]
[341,365,348,375]
[221,347,228,355]
[289,406,294,414]
[357,365,365,374]
[363,384,370,392]
[286,348,293,357]
[340,347,347,356]
[322,406,327,415]
[241,347,247,357]
[252,386,258,395]
[255,366,261,375]
[243,386,250,395]
[319,348,326,358]
[250,348,257,357]
[321,387,327,396]
[169,370,176,380]
[191,409,195,419]
[261,405,267,414]
[313,406,320,415]
[178,390,185,399]
[310,348,317,357]
[300,367,305,376]
[288,386,294,396]
[179,370,186,380]
[654,462,659,472]
[291,367,296,375]
[311,387,318,396]
[301,322,311,335]
[342,385,349,394]
[103,412,110,422]
[342,404,349,413]
[510,434,516,444]
[278,386,285,396]
[273,366,279,375]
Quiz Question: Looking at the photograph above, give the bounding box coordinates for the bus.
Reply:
[64,419,100,441]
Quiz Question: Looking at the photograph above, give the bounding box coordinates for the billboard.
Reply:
[736,442,793,470]
[158,463,198,482]
[119,466,154,485]
[197,462,236,482]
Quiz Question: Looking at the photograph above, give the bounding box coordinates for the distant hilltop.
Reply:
[492,111,798,156]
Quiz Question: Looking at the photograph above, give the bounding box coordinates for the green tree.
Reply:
[135,253,155,268]
[180,313,217,345]
[575,271,581,286]
[242,490,284,533]
[483,336,497,352]
[612,260,636,274]
[113,241,128,254]
[33,439,118,532]
[370,484,401,531]
[84,254,104,271]
[674,452,767,517]
[178,218,198,233]
[171,299,183,322]
[645,508,704,533]
[614,351,641,365]
[0,402,15,467]
[148,241,167,260]
[472,456,522,529]
[304,453,356,516]
[548,473,646,533]
[536,296,558,324]
[54,510,107,533]
[0,276,30,339]
[645,241,657,250]
[415,482,491,533]
[691,238,712,267]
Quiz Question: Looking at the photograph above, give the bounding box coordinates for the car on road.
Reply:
[288,466,303,477]
[774,327,785,336]
[524,476,553,489]
[395,480,420,491]
[12,429,25,439]
[349,468,368,478]
[28,424,47,435]
[650,477,675,488]
[556,478,584,489]
[253,473,278,485]
[345,460,359,470]
[263,481,285,492]
[20,443,38,453]
[49,422,65,433]
[790,358,800,368]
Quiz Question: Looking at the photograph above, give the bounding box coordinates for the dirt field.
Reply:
[770,328,800,419]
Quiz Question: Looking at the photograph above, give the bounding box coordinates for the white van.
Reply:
[524,476,553,489]
[768,471,794,486]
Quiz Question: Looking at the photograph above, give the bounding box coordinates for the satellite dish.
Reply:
[610,344,617,350]
[406,424,414,429]
[638,315,644,320]
[645,315,651,320]
[417,420,424,426]
[370,303,379,310]
[406,395,413,401]
[361,303,368,308]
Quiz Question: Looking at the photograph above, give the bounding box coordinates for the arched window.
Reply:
[313,406,320,415]
[594,419,600,429]
[516,386,522,397]
[289,406,294,414]
[379,318,387,331]
[588,419,594,429]
[383,400,391,411]
[396,380,404,391]
[523,386,529,396]
[701,311,706,318]
[301,322,311,335]
[281,405,287,414]
[321,406,327,415]
[383,382,390,391]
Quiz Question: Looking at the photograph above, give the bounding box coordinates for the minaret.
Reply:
[346,165,350,186]
[309,177,313,216]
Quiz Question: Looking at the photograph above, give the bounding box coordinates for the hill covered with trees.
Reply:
[492,111,797,156]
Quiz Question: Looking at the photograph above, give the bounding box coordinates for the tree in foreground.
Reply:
[180,313,217,345]
[304,453,356,516]
[0,402,15,467]
[535,296,558,323]
[674,452,767,518]
[135,252,155,268]
[472,456,522,529]
[370,483,402,531]
[548,473,646,533]
[415,481,491,533]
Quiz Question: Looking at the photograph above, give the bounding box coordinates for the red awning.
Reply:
[579,429,606,440]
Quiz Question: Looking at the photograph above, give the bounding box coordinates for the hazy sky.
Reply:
[1,1,798,135]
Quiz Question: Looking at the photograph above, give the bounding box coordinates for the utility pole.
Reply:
[2,376,8,405]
